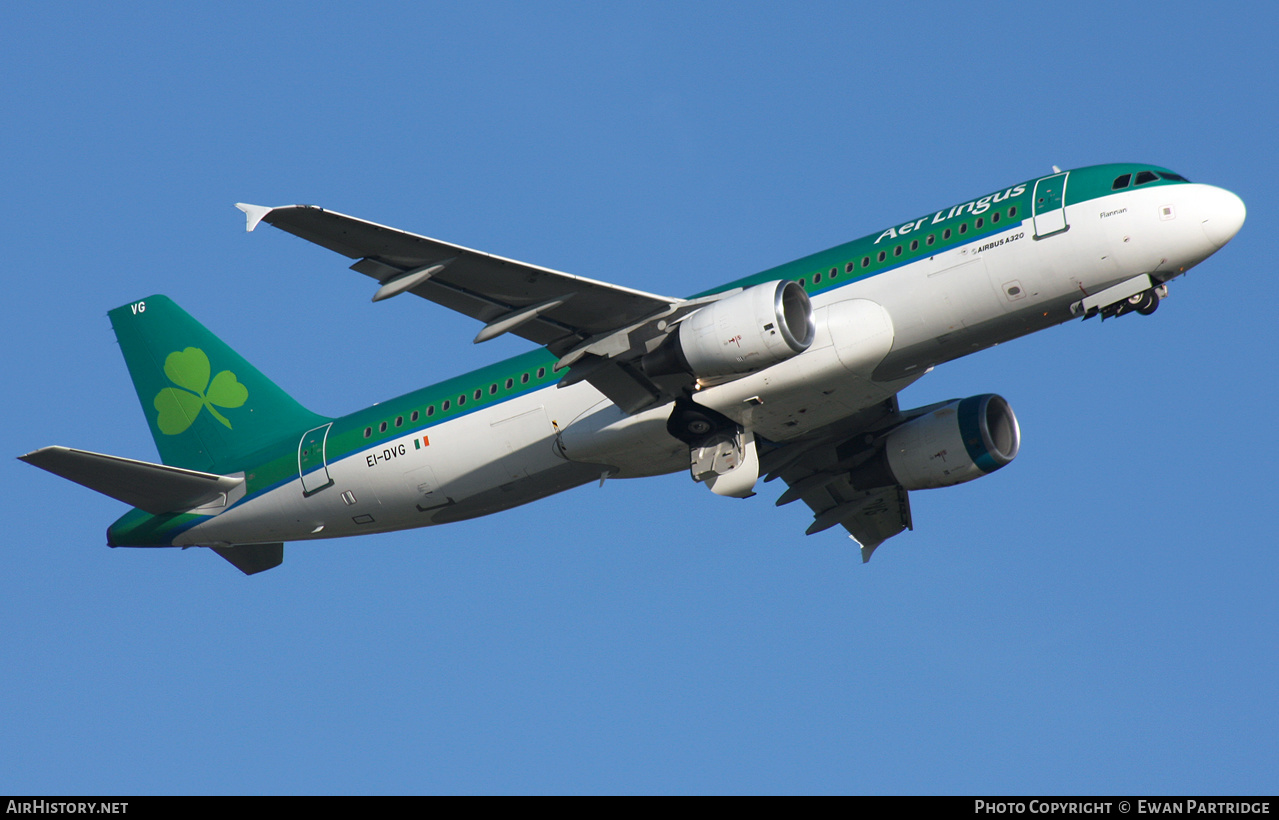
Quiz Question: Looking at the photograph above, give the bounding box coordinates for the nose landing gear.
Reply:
[1088,284,1169,321]
[1124,287,1162,316]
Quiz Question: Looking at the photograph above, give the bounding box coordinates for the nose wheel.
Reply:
[1097,284,1167,320]
[1127,289,1160,316]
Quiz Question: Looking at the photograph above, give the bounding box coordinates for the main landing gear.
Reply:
[666,399,761,499]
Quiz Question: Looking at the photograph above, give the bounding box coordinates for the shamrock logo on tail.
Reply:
[153,347,248,435]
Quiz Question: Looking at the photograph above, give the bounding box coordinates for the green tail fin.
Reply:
[109,295,328,473]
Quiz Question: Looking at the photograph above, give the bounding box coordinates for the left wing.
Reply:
[786,477,912,563]
[237,203,704,411]
[763,398,913,562]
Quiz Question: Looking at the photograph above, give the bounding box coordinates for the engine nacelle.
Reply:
[855,394,1021,491]
[643,281,815,379]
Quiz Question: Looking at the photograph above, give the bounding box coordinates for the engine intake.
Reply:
[643,281,814,380]
[852,394,1021,491]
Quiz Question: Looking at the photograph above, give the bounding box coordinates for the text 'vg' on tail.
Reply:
[110,295,328,473]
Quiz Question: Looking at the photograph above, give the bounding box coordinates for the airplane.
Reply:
[19,163,1246,574]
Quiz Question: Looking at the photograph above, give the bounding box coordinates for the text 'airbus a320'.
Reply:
[21,164,1245,573]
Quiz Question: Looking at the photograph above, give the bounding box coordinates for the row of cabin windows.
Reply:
[1112,170,1188,190]
[362,366,549,438]
[797,205,1020,288]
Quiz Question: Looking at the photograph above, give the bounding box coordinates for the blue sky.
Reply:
[2,2,1275,795]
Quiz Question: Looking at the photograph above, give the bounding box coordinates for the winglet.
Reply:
[844,533,881,563]
[234,202,273,232]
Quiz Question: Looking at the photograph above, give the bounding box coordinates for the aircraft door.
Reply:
[298,423,334,495]
[1032,172,1069,239]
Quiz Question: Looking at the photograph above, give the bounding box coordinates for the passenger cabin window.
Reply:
[505,378,514,389]
[1135,170,1159,185]
[364,427,372,438]
[427,405,435,417]
[1112,174,1132,190]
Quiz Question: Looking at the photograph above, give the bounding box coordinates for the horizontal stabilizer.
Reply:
[18,446,242,515]
[211,543,283,575]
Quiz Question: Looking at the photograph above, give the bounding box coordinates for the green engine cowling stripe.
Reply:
[957,394,1003,475]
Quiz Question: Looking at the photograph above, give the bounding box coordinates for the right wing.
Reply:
[237,203,713,412]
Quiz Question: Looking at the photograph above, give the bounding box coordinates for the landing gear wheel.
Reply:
[1129,289,1160,316]
[666,400,734,446]
[682,412,714,438]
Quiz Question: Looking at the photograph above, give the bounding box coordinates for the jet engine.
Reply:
[643,281,815,380]
[851,394,1021,491]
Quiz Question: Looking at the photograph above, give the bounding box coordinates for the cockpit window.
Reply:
[1158,172,1189,182]
[1112,174,1132,190]
[1135,170,1159,185]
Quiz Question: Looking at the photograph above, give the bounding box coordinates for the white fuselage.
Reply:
[175,181,1237,549]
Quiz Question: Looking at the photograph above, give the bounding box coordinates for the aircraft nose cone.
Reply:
[1201,186,1246,249]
